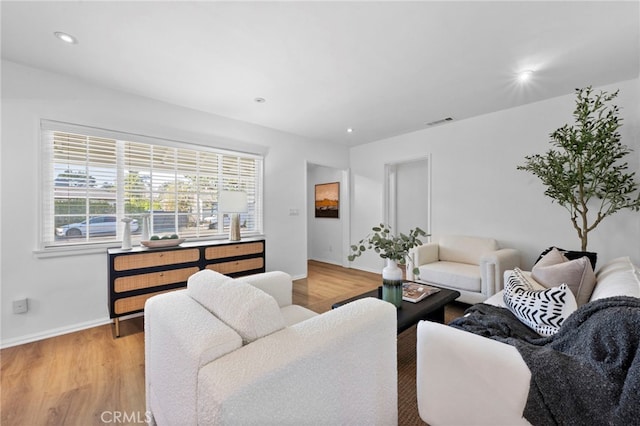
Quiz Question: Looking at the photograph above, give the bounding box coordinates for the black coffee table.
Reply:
[332,283,461,333]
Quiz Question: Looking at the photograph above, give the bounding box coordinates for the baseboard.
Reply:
[348,265,382,275]
[308,257,344,267]
[1,317,112,349]
[1,311,149,349]
[309,257,342,266]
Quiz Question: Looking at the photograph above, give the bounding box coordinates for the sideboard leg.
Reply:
[114,318,120,338]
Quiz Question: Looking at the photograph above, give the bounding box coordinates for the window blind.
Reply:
[40,120,263,249]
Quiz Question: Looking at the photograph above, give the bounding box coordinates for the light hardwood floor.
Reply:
[1,260,465,425]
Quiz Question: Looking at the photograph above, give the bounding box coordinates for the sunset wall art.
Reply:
[315,182,339,218]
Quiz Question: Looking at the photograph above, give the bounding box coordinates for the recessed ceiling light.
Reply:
[254,97,266,103]
[346,128,354,133]
[518,70,534,83]
[54,31,77,44]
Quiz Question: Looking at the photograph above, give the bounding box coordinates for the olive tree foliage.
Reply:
[517,87,640,251]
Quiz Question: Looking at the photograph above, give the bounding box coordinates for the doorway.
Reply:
[306,162,350,268]
[384,156,431,236]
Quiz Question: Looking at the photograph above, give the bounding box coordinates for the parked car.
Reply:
[56,216,139,238]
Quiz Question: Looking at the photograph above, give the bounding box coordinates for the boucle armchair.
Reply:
[407,235,520,304]
[145,269,398,426]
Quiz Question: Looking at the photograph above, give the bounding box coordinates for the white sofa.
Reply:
[407,235,521,304]
[416,256,640,425]
[145,269,398,426]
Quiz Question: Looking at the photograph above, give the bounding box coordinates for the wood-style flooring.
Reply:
[1,260,466,425]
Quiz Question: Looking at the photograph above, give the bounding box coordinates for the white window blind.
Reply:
[40,120,263,249]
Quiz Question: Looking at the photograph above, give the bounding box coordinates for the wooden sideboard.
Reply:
[107,237,265,336]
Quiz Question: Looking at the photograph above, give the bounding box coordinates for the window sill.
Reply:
[33,242,116,258]
[33,233,265,258]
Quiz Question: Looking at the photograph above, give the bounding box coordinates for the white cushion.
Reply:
[241,271,293,307]
[280,305,318,326]
[483,292,505,307]
[590,268,640,301]
[187,269,285,344]
[503,268,577,337]
[532,248,596,306]
[418,261,481,292]
[595,256,636,277]
[438,235,498,265]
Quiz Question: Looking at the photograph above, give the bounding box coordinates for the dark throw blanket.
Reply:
[450,297,640,426]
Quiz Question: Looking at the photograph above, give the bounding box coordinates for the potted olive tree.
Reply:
[518,86,640,252]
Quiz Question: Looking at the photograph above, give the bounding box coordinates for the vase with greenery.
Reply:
[517,86,640,252]
[348,224,428,307]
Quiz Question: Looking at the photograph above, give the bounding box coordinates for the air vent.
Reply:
[426,117,454,126]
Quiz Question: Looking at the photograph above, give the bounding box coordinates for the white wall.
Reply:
[0,60,349,347]
[392,158,430,235]
[3,59,639,347]
[307,164,345,265]
[349,78,640,274]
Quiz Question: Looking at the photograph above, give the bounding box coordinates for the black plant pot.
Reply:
[535,246,598,270]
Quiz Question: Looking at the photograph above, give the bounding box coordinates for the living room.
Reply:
[2,1,640,424]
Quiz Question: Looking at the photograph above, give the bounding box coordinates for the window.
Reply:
[40,120,263,249]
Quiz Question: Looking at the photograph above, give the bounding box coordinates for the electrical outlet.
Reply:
[13,298,28,314]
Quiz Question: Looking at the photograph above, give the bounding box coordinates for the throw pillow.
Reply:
[187,269,285,344]
[503,268,578,337]
[532,248,597,306]
[534,246,597,270]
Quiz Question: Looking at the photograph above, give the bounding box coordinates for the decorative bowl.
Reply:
[141,238,186,248]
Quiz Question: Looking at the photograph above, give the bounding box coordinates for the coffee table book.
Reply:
[403,282,440,303]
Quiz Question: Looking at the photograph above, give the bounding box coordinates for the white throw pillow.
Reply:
[503,268,577,337]
[187,269,285,343]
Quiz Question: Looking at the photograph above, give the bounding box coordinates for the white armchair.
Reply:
[145,269,398,425]
[407,235,520,304]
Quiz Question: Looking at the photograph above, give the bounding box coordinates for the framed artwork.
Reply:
[315,182,339,218]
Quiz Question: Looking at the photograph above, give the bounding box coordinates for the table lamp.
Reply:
[219,190,248,241]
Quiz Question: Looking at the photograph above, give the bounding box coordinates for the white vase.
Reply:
[121,218,133,250]
[382,258,403,308]
[141,214,150,241]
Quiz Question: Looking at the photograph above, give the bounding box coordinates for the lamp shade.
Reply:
[219,191,248,213]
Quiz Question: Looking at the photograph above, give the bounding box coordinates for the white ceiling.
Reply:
[2,1,639,146]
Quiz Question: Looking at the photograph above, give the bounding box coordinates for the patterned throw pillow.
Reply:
[503,268,578,337]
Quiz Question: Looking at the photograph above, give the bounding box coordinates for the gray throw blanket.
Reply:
[450,296,640,425]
